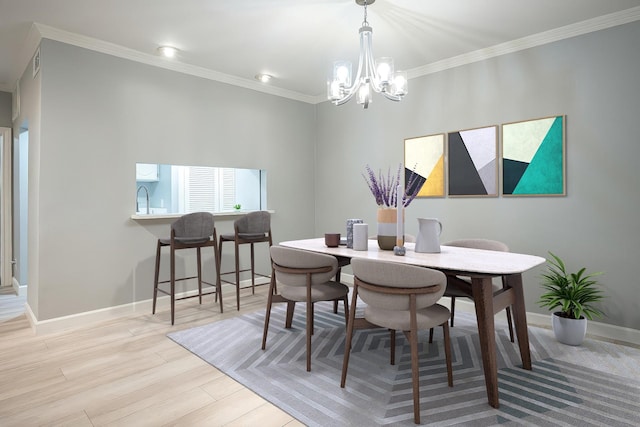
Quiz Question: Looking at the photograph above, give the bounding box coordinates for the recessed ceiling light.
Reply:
[255,73,272,83]
[157,46,179,58]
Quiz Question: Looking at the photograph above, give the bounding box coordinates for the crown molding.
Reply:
[33,23,317,104]
[407,6,640,80]
[10,7,640,105]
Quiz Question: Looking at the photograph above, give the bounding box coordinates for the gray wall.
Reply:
[16,21,640,331]
[315,21,640,331]
[0,91,11,127]
[25,39,316,320]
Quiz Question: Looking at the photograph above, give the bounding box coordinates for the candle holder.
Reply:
[346,218,363,249]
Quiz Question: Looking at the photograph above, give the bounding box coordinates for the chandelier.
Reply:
[327,0,408,109]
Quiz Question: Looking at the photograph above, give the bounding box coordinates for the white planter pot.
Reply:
[551,312,587,346]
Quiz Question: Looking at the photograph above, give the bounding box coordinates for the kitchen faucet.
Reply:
[136,185,150,214]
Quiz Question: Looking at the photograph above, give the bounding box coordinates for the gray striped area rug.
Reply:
[168,303,640,426]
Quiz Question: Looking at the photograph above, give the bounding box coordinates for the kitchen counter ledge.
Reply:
[130,210,274,221]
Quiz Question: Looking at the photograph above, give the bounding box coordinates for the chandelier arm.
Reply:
[380,91,403,101]
[333,25,368,105]
[350,27,367,92]
[362,27,383,93]
[333,91,357,105]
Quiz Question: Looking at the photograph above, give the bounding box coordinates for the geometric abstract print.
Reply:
[448,126,498,196]
[404,133,445,197]
[502,115,565,195]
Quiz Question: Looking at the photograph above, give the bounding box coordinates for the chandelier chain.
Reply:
[363,0,368,26]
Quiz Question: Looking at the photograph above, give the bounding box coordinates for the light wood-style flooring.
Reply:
[0,285,304,427]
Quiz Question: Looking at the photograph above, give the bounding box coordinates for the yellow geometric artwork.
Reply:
[404,133,445,197]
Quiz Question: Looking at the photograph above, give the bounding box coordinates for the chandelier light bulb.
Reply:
[375,58,394,83]
[356,83,372,108]
[336,65,351,84]
[393,72,408,96]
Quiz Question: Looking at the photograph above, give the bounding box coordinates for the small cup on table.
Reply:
[324,233,341,248]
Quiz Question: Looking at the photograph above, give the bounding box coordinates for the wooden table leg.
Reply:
[505,273,532,370]
[471,277,499,408]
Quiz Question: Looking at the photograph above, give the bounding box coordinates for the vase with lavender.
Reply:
[363,164,422,250]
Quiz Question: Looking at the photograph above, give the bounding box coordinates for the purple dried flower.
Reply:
[363,163,422,208]
[403,164,422,207]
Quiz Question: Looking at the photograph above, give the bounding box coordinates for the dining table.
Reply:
[279,237,546,409]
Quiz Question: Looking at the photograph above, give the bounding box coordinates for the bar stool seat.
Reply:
[219,211,272,310]
[153,212,223,325]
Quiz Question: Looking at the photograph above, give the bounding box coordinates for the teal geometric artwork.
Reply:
[502,116,566,196]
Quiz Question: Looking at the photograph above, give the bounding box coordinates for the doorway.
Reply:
[13,128,28,294]
[0,127,12,290]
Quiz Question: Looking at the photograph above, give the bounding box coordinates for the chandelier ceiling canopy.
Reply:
[327,0,408,109]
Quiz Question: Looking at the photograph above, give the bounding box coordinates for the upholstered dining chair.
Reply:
[219,210,272,310]
[153,212,222,325]
[442,238,515,342]
[342,258,453,425]
[262,245,349,372]
[331,233,416,313]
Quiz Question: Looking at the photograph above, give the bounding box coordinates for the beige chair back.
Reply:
[269,246,338,286]
[351,258,445,310]
[445,238,508,252]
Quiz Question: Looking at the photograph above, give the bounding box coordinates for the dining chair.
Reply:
[342,258,453,425]
[219,210,272,310]
[262,245,349,372]
[332,233,416,313]
[153,212,222,325]
[441,238,514,342]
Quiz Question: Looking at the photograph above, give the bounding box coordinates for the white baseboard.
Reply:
[25,280,266,335]
[26,297,155,335]
[452,298,640,347]
[25,273,640,347]
[12,277,26,296]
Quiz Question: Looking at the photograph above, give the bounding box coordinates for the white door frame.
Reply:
[0,127,13,288]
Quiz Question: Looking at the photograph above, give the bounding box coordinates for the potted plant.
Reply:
[537,252,605,346]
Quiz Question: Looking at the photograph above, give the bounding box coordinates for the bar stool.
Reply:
[219,211,272,310]
[152,212,223,325]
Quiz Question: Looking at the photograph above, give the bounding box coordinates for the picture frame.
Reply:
[404,133,445,197]
[447,125,498,197]
[502,115,566,196]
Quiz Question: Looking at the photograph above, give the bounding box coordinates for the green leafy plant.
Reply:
[538,252,605,320]
[233,204,241,210]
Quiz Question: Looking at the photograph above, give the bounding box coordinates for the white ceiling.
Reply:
[1,0,640,101]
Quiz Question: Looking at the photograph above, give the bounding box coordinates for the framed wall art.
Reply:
[502,115,566,196]
[404,133,445,197]
[447,125,498,197]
